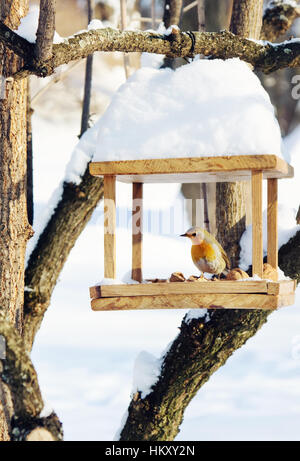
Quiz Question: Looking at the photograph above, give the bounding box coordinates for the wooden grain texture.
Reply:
[91,292,295,311]
[252,170,263,278]
[267,178,278,278]
[89,155,293,180]
[104,175,116,279]
[132,183,143,282]
[267,279,295,295]
[90,280,269,298]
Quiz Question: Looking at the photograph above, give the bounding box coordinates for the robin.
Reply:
[180,226,231,277]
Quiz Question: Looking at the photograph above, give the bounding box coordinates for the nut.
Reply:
[226,268,249,280]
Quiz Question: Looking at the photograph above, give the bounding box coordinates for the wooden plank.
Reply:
[132,183,143,282]
[267,280,296,295]
[91,293,281,311]
[89,155,293,179]
[90,280,269,299]
[267,178,278,279]
[252,170,263,278]
[104,175,116,279]
[116,172,251,184]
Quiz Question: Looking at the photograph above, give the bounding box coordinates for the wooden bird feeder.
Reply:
[89,155,296,311]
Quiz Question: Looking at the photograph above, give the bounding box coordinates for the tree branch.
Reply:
[0,21,33,59]
[0,313,42,420]
[0,312,63,440]
[23,168,103,351]
[262,0,300,41]
[120,309,270,440]
[3,25,300,79]
[80,0,94,137]
[35,0,56,61]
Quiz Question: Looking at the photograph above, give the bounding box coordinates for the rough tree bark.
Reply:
[35,0,55,61]
[0,0,62,441]
[4,19,300,79]
[230,0,263,38]
[0,0,30,441]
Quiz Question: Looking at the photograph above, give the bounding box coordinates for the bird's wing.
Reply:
[205,230,231,269]
[220,246,231,270]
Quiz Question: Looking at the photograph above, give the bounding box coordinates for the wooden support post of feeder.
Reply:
[104,175,116,279]
[252,170,263,278]
[267,178,278,280]
[132,183,143,282]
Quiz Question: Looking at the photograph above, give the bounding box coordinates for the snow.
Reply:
[94,58,283,162]
[97,278,125,286]
[132,351,161,398]
[140,52,164,69]
[15,5,64,44]
[88,19,104,31]
[184,308,210,324]
[265,0,298,10]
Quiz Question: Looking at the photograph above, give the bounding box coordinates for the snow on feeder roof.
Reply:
[93,58,283,162]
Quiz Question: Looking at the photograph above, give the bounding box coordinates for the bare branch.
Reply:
[24,168,103,350]
[2,26,300,80]
[35,0,56,61]
[80,0,94,137]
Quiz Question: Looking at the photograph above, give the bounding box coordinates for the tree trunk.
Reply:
[230,0,263,38]
[216,0,264,263]
[0,0,30,441]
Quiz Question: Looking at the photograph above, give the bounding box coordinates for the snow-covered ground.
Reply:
[29,51,300,440]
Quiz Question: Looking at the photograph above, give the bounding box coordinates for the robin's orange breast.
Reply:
[191,241,216,263]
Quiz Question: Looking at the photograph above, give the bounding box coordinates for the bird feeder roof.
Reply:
[92,58,285,169]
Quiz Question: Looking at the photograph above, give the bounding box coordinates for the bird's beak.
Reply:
[180,233,188,237]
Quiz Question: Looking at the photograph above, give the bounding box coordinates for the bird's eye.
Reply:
[192,233,197,237]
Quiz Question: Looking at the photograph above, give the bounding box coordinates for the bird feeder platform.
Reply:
[89,154,296,311]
